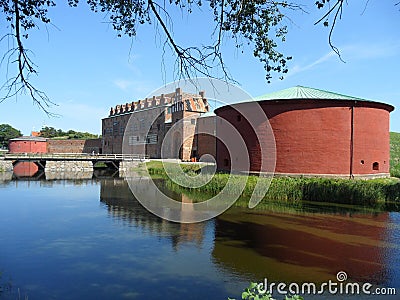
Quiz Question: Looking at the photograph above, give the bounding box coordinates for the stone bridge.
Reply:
[1,153,148,173]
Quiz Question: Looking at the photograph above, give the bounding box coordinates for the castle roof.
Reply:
[255,86,367,101]
[10,136,47,142]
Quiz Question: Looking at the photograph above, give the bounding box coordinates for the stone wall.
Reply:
[45,161,93,172]
[45,171,93,180]
[47,139,102,154]
[119,161,141,177]
[0,171,12,181]
[0,159,13,172]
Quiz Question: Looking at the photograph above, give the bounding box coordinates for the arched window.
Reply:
[372,162,379,171]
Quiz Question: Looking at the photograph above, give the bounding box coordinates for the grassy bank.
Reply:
[145,161,400,207]
[391,132,400,177]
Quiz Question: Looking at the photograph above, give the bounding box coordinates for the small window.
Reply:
[360,160,364,165]
[373,162,379,171]
[185,99,192,111]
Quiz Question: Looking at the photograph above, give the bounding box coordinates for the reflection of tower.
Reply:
[99,178,206,250]
[173,194,205,248]
[212,210,391,285]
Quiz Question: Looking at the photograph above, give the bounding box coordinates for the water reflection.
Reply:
[100,178,207,250]
[99,178,399,289]
[212,209,396,285]
[0,176,398,300]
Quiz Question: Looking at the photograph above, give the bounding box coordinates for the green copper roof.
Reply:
[254,86,367,101]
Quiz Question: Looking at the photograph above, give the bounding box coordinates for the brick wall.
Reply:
[9,140,47,153]
[216,100,393,177]
[47,139,102,154]
[196,116,216,160]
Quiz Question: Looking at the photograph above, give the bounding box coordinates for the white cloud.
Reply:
[340,42,400,60]
[113,79,134,90]
[286,41,400,79]
[113,78,158,98]
[287,51,336,78]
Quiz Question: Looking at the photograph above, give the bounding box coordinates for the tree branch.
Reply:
[0,0,57,116]
[314,0,345,62]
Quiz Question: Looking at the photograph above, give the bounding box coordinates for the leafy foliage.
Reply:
[0,0,354,111]
[228,282,304,300]
[390,132,400,178]
[39,126,98,139]
[0,124,22,148]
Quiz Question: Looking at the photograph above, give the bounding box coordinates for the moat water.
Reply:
[0,174,399,299]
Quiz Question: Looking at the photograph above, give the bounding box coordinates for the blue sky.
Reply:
[0,1,399,135]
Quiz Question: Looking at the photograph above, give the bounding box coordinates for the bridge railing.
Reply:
[4,153,149,161]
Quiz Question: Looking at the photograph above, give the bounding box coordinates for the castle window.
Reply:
[372,162,379,171]
[185,100,192,111]
[360,160,364,165]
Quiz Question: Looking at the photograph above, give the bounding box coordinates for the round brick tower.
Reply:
[215,86,395,178]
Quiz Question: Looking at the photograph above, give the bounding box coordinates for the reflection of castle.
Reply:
[212,210,391,285]
[102,88,215,161]
[99,178,206,249]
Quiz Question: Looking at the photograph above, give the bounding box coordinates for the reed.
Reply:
[147,162,400,206]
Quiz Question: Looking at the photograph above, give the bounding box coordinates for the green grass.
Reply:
[390,132,400,178]
[146,162,400,207]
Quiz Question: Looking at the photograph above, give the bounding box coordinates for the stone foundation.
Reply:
[45,171,93,180]
[0,171,13,181]
[119,161,142,177]
[45,161,93,172]
[0,160,13,172]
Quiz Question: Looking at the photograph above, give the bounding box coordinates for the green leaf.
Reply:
[249,282,258,289]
